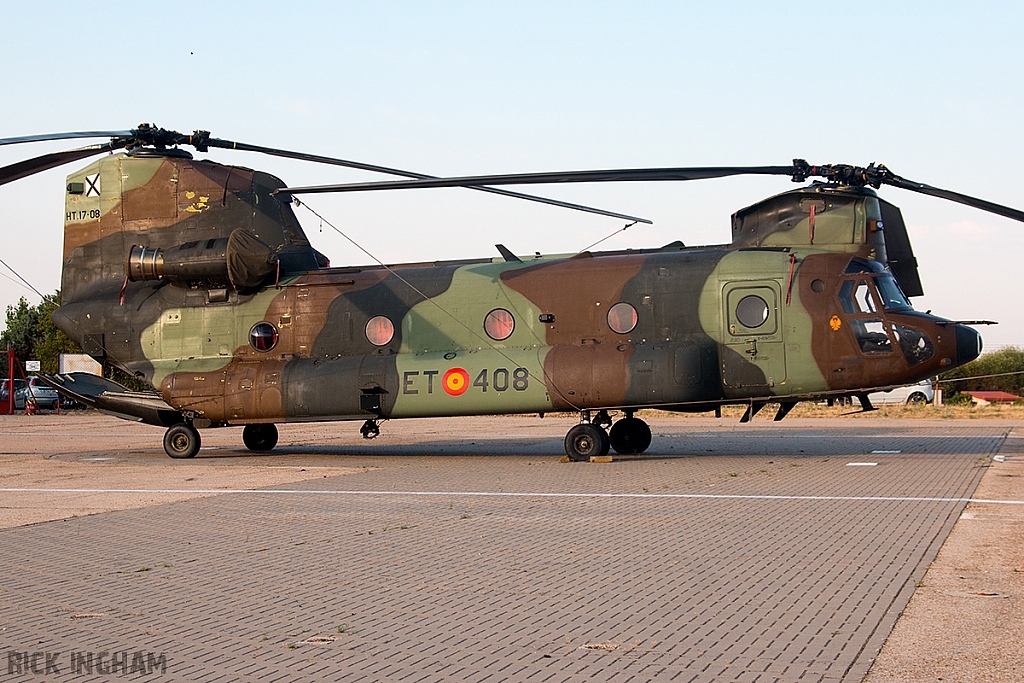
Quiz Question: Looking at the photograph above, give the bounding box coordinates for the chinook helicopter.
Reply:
[0,124,1015,461]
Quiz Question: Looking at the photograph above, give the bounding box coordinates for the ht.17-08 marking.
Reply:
[66,209,101,221]
[403,367,530,396]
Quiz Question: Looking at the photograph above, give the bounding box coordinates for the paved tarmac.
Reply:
[0,414,1020,682]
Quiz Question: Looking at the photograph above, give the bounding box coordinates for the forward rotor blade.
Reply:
[278,165,796,194]
[882,173,1024,224]
[207,138,652,224]
[0,130,133,146]
[0,141,127,187]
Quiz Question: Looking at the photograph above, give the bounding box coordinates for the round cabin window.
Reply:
[365,315,395,346]
[249,322,279,352]
[607,302,638,334]
[484,308,515,341]
[735,295,769,329]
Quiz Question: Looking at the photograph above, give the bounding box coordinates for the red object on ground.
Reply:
[965,391,1023,404]
[2,349,13,415]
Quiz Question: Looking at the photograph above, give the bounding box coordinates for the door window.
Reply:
[727,286,778,336]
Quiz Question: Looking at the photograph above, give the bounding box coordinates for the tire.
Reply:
[564,423,609,461]
[164,423,201,459]
[609,417,652,454]
[243,424,279,452]
[906,392,927,406]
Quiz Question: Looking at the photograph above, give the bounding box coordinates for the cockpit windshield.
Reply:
[875,271,911,310]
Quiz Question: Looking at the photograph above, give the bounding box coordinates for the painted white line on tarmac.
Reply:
[1,487,1023,505]
[653,434,1004,440]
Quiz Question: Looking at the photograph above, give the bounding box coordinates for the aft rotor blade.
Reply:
[278,165,796,194]
[0,130,133,147]
[0,142,127,187]
[883,173,1024,224]
[207,138,652,224]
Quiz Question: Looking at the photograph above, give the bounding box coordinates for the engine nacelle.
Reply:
[127,229,279,291]
[128,239,230,285]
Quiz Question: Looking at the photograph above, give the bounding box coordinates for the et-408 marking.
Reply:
[390,349,552,418]
[403,367,530,396]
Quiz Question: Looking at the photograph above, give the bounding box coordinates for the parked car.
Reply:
[0,378,25,404]
[7,377,61,410]
[868,379,934,406]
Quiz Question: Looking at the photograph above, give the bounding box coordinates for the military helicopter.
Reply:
[1,124,1015,461]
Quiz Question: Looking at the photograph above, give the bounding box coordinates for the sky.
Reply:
[2,1,1023,348]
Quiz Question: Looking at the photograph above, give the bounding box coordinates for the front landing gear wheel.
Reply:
[564,423,609,461]
[164,423,201,459]
[243,424,278,452]
[609,417,652,454]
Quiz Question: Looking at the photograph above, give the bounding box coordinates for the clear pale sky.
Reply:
[2,2,1022,348]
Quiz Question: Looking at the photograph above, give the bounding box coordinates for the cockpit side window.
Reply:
[841,277,898,314]
[839,280,857,314]
[854,281,876,313]
[893,324,934,366]
[850,319,893,355]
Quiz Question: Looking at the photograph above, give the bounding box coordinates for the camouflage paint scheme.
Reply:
[52,152,980,429]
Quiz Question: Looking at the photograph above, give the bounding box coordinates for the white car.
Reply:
[868,380,934,406]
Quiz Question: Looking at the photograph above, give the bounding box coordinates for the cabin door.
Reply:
[721,282,787,391]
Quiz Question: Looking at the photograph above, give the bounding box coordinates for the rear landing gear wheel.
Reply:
[243,424,278,452]
[564,423,609,462]
[164,423,201,459]
[609,417,652,454]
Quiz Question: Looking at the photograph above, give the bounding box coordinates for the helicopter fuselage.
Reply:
[55,240,976,424]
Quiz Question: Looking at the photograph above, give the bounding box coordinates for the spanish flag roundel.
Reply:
[442,368,470,396]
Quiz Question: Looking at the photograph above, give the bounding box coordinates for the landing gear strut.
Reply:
[243,423,278,452]
[164,423,201,459]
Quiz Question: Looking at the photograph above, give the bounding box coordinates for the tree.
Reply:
[0,292,82,377]
[1,297,36,365]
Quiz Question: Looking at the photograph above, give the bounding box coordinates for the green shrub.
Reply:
[944,392,975,406]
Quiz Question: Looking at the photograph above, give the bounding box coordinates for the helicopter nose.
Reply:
[955,324,982,366]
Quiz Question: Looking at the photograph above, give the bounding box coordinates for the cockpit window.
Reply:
[841,275,908,314]
[876,272,911,310]
[839,280,857,314]
[854,281,876,313]
[850,319,893,355]
[893,324,934,366]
